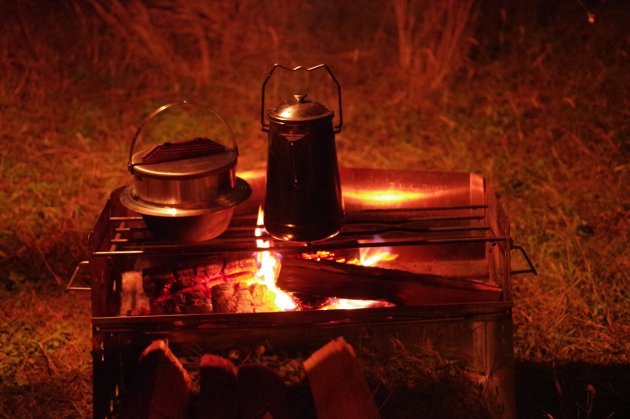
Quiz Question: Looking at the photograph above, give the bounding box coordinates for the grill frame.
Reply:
[82,168,521,418]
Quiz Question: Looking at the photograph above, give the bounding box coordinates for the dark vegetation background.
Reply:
[0,0,628,417]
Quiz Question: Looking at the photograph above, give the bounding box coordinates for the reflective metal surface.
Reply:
[129,158,237,207]
[120,177,251,217]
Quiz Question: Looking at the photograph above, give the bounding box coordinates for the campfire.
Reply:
[118,202,502,317]
[119,206,403,317]
[74,167,531,418]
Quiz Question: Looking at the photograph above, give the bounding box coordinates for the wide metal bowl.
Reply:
[120,177,251,242]
[141,208,234,243]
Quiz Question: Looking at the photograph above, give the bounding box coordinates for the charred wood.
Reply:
[211,282,278,313]
[277,258,501,306]
[137,257,259,315]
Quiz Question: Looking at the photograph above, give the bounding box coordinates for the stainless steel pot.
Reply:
[119,101,251,242]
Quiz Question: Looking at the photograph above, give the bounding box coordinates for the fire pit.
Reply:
[70,167,534,418]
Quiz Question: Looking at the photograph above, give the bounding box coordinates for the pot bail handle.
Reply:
[127,101,236,174]
[261,64,343,134]
[128,103,170,174]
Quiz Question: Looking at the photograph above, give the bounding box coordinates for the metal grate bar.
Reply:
[96,203,496,256]
[95,235,509,257]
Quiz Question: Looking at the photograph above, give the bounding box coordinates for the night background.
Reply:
[0,0,628,417]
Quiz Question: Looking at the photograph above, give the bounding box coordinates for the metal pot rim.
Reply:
[119,177,251,217]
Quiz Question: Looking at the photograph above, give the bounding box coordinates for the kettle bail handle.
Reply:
[127,101,236,174]
[261,64,343,134]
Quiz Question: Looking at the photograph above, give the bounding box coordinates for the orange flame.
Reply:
[322,245,399,310]
[353,247,399,267]
[247,208,398,312]
[322,298,394,310]
[254,207,298,311]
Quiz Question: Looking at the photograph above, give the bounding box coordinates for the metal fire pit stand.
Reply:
[69,168,534,418]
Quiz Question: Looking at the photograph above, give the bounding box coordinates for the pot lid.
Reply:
[268,94,333,123]
[131,138,237,179]
[120,177,251,217]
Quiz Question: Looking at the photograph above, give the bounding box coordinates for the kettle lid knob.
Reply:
[293,94,308,103]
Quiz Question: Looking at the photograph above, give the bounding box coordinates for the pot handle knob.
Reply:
[127,101,236,174]
[261,64,343,134]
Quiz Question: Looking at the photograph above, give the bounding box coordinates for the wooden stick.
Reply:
[121,340,191,419]
[277,258,501,306]
[304,337,380,419]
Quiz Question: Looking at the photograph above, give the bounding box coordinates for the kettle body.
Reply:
[261,65,344,242]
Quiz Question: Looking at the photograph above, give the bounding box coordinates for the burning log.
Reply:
[211,282,278,313]
[141,263,217,314]
[304,337,380,419]
[121,340,191,419]
[211,282,254,313]
[277,258,502,306]
[135,257,262,315]
[224,257,258,281]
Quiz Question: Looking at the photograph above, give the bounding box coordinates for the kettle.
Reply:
[261,64,344,242]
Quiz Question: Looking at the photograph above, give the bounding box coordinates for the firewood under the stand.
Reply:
[124,338,374,419]
[304,337,380,419]
[121,340,191,419]
[277,258,502,306]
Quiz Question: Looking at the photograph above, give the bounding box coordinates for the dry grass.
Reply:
[1,0,628,417]
[0,285,92,418]
[392,0,477,93]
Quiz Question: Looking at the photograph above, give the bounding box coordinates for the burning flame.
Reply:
[302,247,398,267]
[353,247,399,267]
[254,207,298,311]
[248,208,398,312]
[323,245,399,310]
[322,298,384,310]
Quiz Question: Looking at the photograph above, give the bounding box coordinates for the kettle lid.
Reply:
[268,94,333,123]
